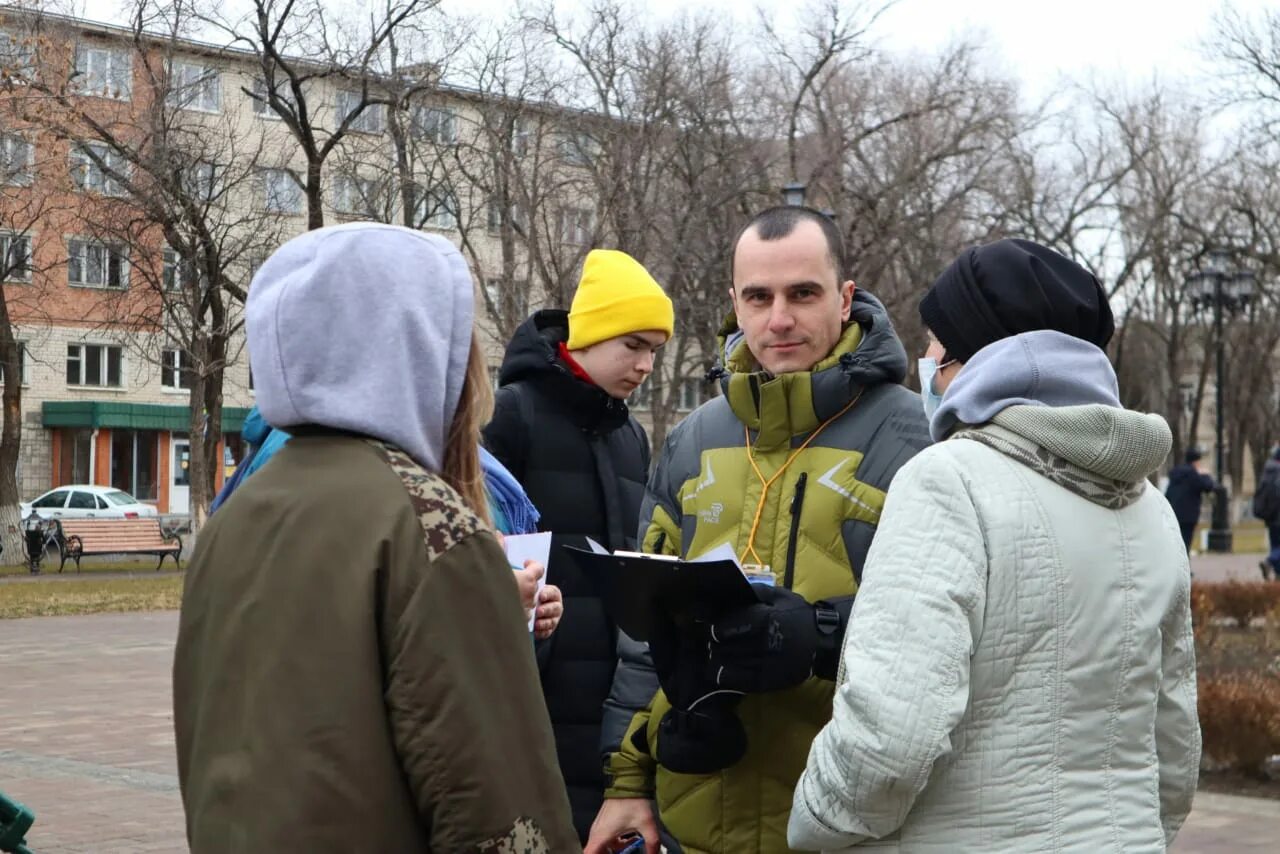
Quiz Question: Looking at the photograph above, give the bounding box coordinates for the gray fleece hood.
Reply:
[246,223,474,471]
[935,330,1171,488]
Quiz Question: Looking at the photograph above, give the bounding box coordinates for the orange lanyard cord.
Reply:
[741,390,862,567]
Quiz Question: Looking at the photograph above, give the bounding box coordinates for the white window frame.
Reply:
[487,198,527,236]
[74,44,132,100]
[413,186,458,231]
[162,247,196,292]
[337,90,384,134]
[412,106,457,145]
[0,233,31,282]
[185,160,224,203]
[333,174,381,217]
[161,348,193,391]
[252,77,295,120]
[679,378,704,412]
[512,116,532,156]
[260,168,303,214]
[69,142,128,197]
[483,277,529,317]
[558,131,596,167]
[0,134,32,186]
[66,342,124,388]
[0,30,36,83]
[557,206,594,246]
[167,60,221,113]
[68,238,129,289]
[0,341,30,387]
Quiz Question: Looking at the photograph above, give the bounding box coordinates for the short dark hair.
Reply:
[732,206,846,282]
[1185,447,1203,464]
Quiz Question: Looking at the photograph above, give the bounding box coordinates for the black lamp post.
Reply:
[781,182,806,207]
[1188,248,1255,553]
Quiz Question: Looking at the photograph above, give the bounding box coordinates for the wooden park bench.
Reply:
[57,518,183,573]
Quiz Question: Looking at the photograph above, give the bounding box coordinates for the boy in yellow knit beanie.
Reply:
[564,249,674,397]
[481,247,673,842]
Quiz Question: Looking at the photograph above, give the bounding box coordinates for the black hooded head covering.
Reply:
[919,238,1114,364]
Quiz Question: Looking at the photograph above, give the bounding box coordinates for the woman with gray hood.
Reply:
[172,223,577,852]
[789,239,1200,852]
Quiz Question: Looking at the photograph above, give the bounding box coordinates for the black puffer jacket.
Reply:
[481,309,651,842]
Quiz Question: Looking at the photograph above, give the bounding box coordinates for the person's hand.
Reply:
[583,798,661,854]
[706,585,838,693]
[513,561,545,618]
[533,584,563,640]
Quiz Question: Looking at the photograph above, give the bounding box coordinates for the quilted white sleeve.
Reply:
[789,451,988,849]
[1155,567,1200,845]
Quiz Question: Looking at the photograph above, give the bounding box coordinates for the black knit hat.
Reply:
[919,238,1115,364]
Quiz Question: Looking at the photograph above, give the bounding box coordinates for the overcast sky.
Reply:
[74,0,1261,100]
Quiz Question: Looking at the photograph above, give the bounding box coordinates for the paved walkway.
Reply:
[0,609,1276,852]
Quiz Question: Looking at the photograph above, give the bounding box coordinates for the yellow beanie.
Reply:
[567,249,674,350]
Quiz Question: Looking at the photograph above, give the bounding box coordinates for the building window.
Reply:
[487,198,526,236]
[512,116,532,156]
[74,44,132,100]
[557,206,594,246]
[0,134,32,186]
[483,277,529,317]
[161,348,193,391]
[0,30,36,83]
[630,382,651,411]
[0,342,29,386]
[66,343,124,388]
[334,174,381,217]
[337,90,384,134]
[162,247,196,292]
[260,168,303,214]
[58,429,93,485]
[252,77,295,119]
[679,378,705,412]
[412,186,458,231]
[168,61,220,112]
[68,239,128,288]
[69,142,128,196]
[411,106,457,145]
[184,161,224,202]
[0,233,31,282]
[558,131,596,166]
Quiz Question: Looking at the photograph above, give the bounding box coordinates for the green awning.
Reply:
[42,402,252,434]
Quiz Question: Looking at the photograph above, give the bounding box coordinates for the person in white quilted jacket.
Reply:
[789,239,1200,852]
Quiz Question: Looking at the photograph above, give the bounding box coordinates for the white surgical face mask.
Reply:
[918,357,946,420]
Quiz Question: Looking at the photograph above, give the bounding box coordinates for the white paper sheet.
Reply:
[504,532,552,631]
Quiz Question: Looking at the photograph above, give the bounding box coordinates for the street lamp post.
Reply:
[1188,248,1255,553]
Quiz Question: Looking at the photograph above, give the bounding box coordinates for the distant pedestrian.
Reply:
[1165,448,1216,552]
[1252,445,1280,580]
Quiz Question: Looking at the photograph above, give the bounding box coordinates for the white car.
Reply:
[21,485,159,520]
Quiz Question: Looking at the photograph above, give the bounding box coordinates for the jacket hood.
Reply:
[712,289,910,442]
[246,223,473,472]
[930,330,1119,443]
[241,405,271,446]
[991,405,1172,484]
[497,308,630,434]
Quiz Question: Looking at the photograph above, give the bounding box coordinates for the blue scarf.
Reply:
[480,447,540,535]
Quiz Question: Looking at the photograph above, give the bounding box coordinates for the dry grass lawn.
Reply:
[0,574,183,619]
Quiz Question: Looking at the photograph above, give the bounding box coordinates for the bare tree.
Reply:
[18,0,289,527]
[204,0,445,230]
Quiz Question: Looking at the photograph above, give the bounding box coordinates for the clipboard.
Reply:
[562,540,761,641]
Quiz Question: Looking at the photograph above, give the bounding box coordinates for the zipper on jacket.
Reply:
[783,472,808,589]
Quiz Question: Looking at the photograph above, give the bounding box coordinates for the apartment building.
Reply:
[0,9,705,514]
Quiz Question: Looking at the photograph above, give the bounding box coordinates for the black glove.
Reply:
[707,587,852,692]
[648,614,748,774]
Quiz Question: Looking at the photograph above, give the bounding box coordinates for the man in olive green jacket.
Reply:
[587,208,930,854]
[173,223,577,852]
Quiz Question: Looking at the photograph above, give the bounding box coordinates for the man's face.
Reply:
[730,220,854,375]
[572,330,668,400]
